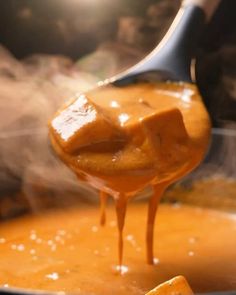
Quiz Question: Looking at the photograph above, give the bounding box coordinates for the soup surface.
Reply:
[0,203,236,294]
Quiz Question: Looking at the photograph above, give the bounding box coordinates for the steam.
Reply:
[0,45,101,210]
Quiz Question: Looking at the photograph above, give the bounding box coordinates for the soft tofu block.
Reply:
[141,107,188,142]
[146,276,194,295]
[50,93,123,153]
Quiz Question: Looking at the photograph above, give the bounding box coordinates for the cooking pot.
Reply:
[0,129,236,295]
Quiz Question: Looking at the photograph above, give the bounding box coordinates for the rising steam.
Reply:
[0,45,102,210]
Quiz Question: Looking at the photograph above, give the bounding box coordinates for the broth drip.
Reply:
[115,195,127,267]
[100,191,108,226]
[146,184,167,264]
[101,184,168,266]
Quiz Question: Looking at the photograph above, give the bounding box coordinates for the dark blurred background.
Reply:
[0,0,236,126]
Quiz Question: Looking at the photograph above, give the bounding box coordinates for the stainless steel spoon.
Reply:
[106,0,221,86]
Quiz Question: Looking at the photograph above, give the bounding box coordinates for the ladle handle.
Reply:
[114,0,222,84]
[182,0,221,21]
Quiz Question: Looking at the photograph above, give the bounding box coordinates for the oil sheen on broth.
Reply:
[1,203,236,294]
[49,81,210,265]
